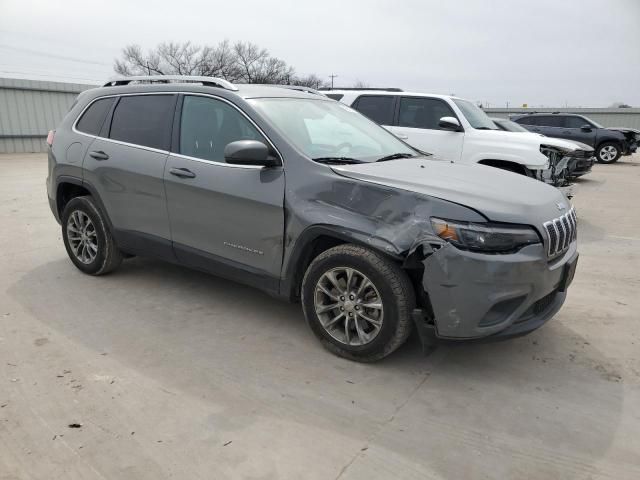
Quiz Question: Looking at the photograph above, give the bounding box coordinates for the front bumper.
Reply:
[416,242,577,343]
[567,156,595,177]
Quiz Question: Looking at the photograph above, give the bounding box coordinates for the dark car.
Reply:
[490,117,595,179]
[511,113,639,164]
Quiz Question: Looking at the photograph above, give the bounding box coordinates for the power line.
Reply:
[0,44,111,66]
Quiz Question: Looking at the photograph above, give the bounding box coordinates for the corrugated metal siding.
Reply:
[486,107,640,130]
[0,77,97,153]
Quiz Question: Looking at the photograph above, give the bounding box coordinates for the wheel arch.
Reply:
[55,176,115,232]
[279,225,403,302]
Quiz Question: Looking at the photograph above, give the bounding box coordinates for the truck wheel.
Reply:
[301,244,415,362]
[61,196,122,275]
[596,142,621,163]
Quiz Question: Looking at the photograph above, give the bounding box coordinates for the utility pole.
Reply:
[329,74,338,89]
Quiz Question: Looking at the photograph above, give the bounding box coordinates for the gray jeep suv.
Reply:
[46,75,579,361]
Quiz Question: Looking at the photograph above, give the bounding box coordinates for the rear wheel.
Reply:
[61,196,122,275]
[596,142,621,163]
[301,244,415,362]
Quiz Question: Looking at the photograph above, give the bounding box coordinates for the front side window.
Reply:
[398,97,457,130]
[179,95,263,162]
[109,95,175,150]
[248,98,416,163]
[452,99,498,130]
[352,96,395,125]
[563,116,593,129]
[76,97,116,135]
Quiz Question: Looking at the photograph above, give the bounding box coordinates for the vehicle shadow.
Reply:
[7,257,625,478]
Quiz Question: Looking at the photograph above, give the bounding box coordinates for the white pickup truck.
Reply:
[323,89,586,191]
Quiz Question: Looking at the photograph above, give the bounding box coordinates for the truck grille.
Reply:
[543,207,577,257]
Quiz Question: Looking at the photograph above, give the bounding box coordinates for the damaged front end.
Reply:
[403,219,578,349]
[535,145,572,188]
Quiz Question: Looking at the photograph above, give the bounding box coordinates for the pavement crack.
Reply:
[334,348,448,480]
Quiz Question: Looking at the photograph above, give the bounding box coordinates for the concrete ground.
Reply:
[1,153,639,480]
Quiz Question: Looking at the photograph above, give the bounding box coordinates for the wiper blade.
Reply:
[312,157,364,164]
[376,153,416,162]
[475,127,497,130]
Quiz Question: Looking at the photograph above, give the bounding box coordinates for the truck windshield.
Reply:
[248,98,417,163]
[453,99,499,130]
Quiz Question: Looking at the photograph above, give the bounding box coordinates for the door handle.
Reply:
[169,167,196,179]
[89,150,109,160]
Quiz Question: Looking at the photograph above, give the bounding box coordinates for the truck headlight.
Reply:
[430,218,541,253]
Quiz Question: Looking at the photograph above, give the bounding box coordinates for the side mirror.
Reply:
[580,124,592,132]
[224,140,280,167]
[439,116,462,132]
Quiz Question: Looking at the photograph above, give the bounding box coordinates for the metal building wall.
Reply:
[0,77,96,154]
[485,107,640,129]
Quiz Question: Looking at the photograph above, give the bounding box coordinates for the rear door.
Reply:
[164,94,285,286]
[350,95,396,130]
[390,96,464,161]
[82,94,177,254]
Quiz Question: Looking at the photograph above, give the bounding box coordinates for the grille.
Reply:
[543,207,577,257]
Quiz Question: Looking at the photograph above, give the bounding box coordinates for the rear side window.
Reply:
[179,95,263,162]
[398,97,456,130]
[534,116,563,127]
[352,96,395,125]
[325,93,344,101]
[109,95,176,150]
[76,97,115,135]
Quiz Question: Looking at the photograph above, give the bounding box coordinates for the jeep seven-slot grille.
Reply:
[543,207,577,257]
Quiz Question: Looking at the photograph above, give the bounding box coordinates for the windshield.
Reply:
[494,118,529,132]
[453,99,498,130]
[248,98,417,163]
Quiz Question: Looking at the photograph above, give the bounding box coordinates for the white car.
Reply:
[323,89,583,189]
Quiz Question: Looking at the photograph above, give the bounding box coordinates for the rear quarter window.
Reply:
[109,95,176,150]
[76,97,116,135]
[325,93,344,101]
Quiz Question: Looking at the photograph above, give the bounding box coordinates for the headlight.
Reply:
[430,218,541,253]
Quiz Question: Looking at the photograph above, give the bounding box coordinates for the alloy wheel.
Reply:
[314,267,384,346]
[67,210,98,264]
[599,145,618,162]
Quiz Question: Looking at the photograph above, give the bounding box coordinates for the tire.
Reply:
[61,196,122,275]
[596,142,621,164]
[301,244,415,362]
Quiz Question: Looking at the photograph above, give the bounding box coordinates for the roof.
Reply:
[324,89,468,103]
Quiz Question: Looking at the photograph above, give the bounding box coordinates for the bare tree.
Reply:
[291,74,328,89]
[114,40,323,86]
[353,79,370,88]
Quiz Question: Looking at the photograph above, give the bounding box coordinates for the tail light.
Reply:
[46,130,55,147]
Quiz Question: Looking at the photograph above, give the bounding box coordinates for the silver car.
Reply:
[46,75,578,361]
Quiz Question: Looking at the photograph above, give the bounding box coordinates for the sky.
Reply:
[1,0,639,107]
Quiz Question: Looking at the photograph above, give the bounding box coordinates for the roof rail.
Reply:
[251,84,327,96]
[319,87,403,92]
[103,75,238,91]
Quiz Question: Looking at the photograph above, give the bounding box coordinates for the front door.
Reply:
[164,94,285,286]
[390,96,464,161]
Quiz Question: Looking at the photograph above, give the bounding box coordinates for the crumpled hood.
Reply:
[607,127,640,135]
[331,158,570,226]
[476,129,584,152]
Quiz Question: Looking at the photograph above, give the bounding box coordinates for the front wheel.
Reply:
[596,142,621,164]
[301,244,415,362]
